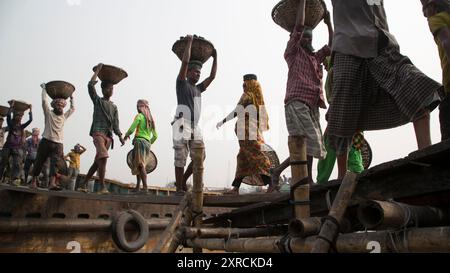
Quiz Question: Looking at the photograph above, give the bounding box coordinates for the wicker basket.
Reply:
[92,64,128,85]
[0,106,9,117]
[8,100,30,114]
[172,35,215,64]
[126,149,158,174]
[45,81,75,100]
[272,0,326,32]
[360,138,373,170]
[261,143,281,169]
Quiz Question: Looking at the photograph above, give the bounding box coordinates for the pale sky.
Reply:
[0,0,443,189]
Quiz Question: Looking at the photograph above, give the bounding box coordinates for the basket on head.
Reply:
[92,64,128,85]
[172,35,215,64]
[360,138,373,170]
[9,100,30,114]
[45,81,75,100]
[272,0,326,32]
[126,149,158,174]
[261,143,281,169]
[0,106,9,117]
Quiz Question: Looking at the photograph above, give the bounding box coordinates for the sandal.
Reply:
[76,186,88,193]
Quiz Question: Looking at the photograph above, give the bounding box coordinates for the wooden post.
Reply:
[357,200,450,230]
[191,146,205,253]
[311,172,358,253]
[152,193,190,253]
[288,136,309,219]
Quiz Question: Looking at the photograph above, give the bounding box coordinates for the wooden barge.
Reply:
[1,139,449,253]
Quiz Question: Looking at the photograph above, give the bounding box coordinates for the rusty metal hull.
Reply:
[0,230,163,253]
[0,187,231,253]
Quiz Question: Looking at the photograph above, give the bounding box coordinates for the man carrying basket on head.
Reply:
[284,0,333,185]
[77,63,125,194]
[173,35,217,195]
[30,84,74,190]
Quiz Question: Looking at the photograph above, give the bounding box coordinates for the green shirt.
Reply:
[125,113,157,144]
[428,11,450,94]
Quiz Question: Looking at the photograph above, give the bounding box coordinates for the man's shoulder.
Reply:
[100,98,117,107]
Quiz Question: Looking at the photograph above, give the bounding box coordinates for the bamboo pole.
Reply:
[166,205,192,253]
[288,136,309,219]
[183,226,287,239]
[191,146,205,253]
[187,226,450,253]
[152,193,190,253]
[311,172,358,253]
[288,217,322,237]
[357,200,450,230]
[0,218,169,233]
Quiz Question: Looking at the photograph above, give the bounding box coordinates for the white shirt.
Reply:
[41,89,75,144]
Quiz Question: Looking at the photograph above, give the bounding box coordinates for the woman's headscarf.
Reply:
[243,77,269,131]
[137,99,155,129]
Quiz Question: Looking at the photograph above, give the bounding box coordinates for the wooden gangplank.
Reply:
[0,184,287,208]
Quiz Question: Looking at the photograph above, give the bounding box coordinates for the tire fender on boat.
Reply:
[112,210,149,252]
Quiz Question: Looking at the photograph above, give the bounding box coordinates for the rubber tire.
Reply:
[112,210,149,252]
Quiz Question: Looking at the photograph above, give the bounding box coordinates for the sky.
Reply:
[0,0,443,190]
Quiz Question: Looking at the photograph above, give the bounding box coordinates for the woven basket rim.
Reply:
[92,64,128,84]
[126,149,158,174]
[8,100,30,113]
[271,0,326,32]
[172,35,215,64]
[0,106,9,117]
[46,80,76,91]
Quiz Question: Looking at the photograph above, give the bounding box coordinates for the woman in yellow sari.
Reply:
[216,74,275,195]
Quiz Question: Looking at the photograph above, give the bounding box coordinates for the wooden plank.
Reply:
[0,184,287,207]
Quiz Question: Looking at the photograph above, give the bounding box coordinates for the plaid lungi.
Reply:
[285,100,327,159]
[328,47,442,155]
[131,138,152,175]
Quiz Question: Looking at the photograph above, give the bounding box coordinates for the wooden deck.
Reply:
[0,183,286,207]
[205,139,450,228]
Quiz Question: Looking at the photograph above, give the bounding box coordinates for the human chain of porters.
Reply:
[0,0,448,196]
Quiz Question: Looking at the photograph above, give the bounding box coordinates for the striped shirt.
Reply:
[284,27,330,109]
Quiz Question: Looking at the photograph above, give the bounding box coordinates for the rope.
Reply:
[290,160,308,166]
[388,230,400,253]
[191,210,203,222]
[322,215,341,232]
[315,234,338,253]
[289,177,310,216]
[276,234,292,253]
[289,200,311,205]
[315,216,340,253]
